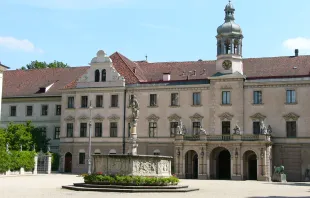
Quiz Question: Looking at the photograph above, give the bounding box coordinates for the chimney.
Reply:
[295,49,299,57]
[163,73,171,81]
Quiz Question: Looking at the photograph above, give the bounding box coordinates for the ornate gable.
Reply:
[250,113,266,121]
[190,113,204,122]
[93,114,104,121]
[78,114,89,120]
[146,114,159,122]
[219,112,234,121]
[64,115,75,122]
[108,114,120,122]
[168,114,181,121]
[283,112,300,121]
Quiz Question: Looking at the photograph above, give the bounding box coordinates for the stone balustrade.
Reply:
[175,134,271,142]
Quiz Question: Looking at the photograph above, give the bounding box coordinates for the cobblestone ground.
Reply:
[0,174,309,198]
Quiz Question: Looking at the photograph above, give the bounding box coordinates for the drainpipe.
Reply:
[122,89,127,154]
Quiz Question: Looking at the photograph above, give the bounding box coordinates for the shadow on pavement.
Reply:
[248,197,310,198]
[265,182,310,187]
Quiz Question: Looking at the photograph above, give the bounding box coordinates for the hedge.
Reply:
[0,150,36,173]
[82,174,179,186]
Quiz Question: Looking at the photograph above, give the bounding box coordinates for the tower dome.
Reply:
[217,0,242,35]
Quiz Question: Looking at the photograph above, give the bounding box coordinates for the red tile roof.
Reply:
[3,53,310,98]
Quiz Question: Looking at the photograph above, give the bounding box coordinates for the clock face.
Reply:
[222,60,232,70]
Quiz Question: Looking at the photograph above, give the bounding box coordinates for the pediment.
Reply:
[250,113,266,121]
[190,113,204,121]
[283,112,300,121]
[219,112,234,121]
[168,114,181,121]
[108,114,120,121]
[64,115,75,122]
[93,114,104,121]
[78,114,89,120]
[146,114,159,122]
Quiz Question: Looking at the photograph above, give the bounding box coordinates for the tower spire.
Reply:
[224,0,235,22]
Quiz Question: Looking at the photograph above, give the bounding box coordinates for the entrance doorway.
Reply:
[185,150,198,179]
[210,147,231,179]
[218,150,231,179]
[243,150,257,180]
[64,152,72,173]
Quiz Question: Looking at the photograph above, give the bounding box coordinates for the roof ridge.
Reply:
[113,52,141,82]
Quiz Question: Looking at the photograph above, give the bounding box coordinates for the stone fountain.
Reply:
[92,94,173,177]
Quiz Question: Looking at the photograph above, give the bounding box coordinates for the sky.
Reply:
[0,0,310,70]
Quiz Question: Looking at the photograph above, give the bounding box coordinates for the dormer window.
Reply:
[102,69,106,82]
[95,70,100,82]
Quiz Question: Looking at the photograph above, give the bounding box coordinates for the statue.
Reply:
[233,124,241,135]
[260,120,267,135]
[47,145,51,153]
[272,165,287,182]
[199,126,208,135]
[176,120,187,135]
[6,143,9,152]
[129,94,139,120]
[274,166,285,174]
[20,144,23,151]
[267,125,272,135]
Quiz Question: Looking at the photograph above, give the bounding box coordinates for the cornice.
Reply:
[244,82,310,88]
[126,86,209,92]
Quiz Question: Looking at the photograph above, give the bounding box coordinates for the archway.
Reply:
[185,150,198,179]
[210,147,231,179]
[64,152,72,173]
[243,150,257,180]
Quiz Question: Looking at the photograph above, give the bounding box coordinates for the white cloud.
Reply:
[11,0,130,10]
[283,37,310,51]
[0,36,43,53]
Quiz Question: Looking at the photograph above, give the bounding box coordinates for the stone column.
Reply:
[33,154,38,175]
[129,119,138,155]
[198,147,207,179]
[47,154,52,174]
[206,156,210,179]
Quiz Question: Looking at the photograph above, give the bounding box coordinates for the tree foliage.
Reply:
[21,60,69,70]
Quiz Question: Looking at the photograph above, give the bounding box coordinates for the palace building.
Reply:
[1,1,310,181]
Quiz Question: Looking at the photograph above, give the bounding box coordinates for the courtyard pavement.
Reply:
[0,174,309,198]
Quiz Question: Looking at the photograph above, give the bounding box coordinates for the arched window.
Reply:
[95,70,100,82]
[101,69,106,82]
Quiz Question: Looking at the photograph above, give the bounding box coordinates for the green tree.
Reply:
[0,129,7,150]
[21,60,69,70]
[30,126,51,152]
[5,122,33,151]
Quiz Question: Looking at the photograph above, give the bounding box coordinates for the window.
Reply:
[128,123,131,137]
[55,105,61,115]
[149,122,157,137]
[222,121,231,135]
[54,127,60,139]
[79,153,86,164]
[95,123,102,137]
[171,93,179,106]
[10,106,16,116]
[80,123,87,137]
[192,122,201,135]
[67,123,73,137]
[253,122,260,135]
[150,94,157,107]
[26,106,33,116]
[286,121,297,138]
[253,91,262,104]
[40,127,47,137]
[95,69,100,82]
[41,105,48,116]
[193,92,201,106]
[102,69,106,82]
[81,96,88,108]
[222,91,231,105]
[111,95,118,107]
[68,96,75,108]
[110,122,118,137]
[170,122,178,137]
[96,95,103,108]
[286,90,296,104]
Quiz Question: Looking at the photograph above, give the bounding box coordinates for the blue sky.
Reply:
[0,0,310,70]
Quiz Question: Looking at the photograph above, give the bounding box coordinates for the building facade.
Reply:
[2,2,310,181]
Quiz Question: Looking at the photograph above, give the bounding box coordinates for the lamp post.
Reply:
[87,101,93,175]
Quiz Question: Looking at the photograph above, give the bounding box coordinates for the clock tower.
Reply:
[215,1,244,75]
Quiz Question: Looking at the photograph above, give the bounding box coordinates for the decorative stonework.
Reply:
[108,114,120,121]
[189,113,204,122]
[64,115,75,122]
[221,85,232,89]
[146,114,159,122]
[250,113,266,121]
[126,115,134,122]
[283,112,300,121]
[93,114,104,121]
[78,114,89,120]
[168,114,181,121]
[219,112,234,121]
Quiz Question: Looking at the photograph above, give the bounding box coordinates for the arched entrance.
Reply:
[210,147,231,179]
[185,150,198,179]
[243,150,257,180]
[64,152,72,173]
